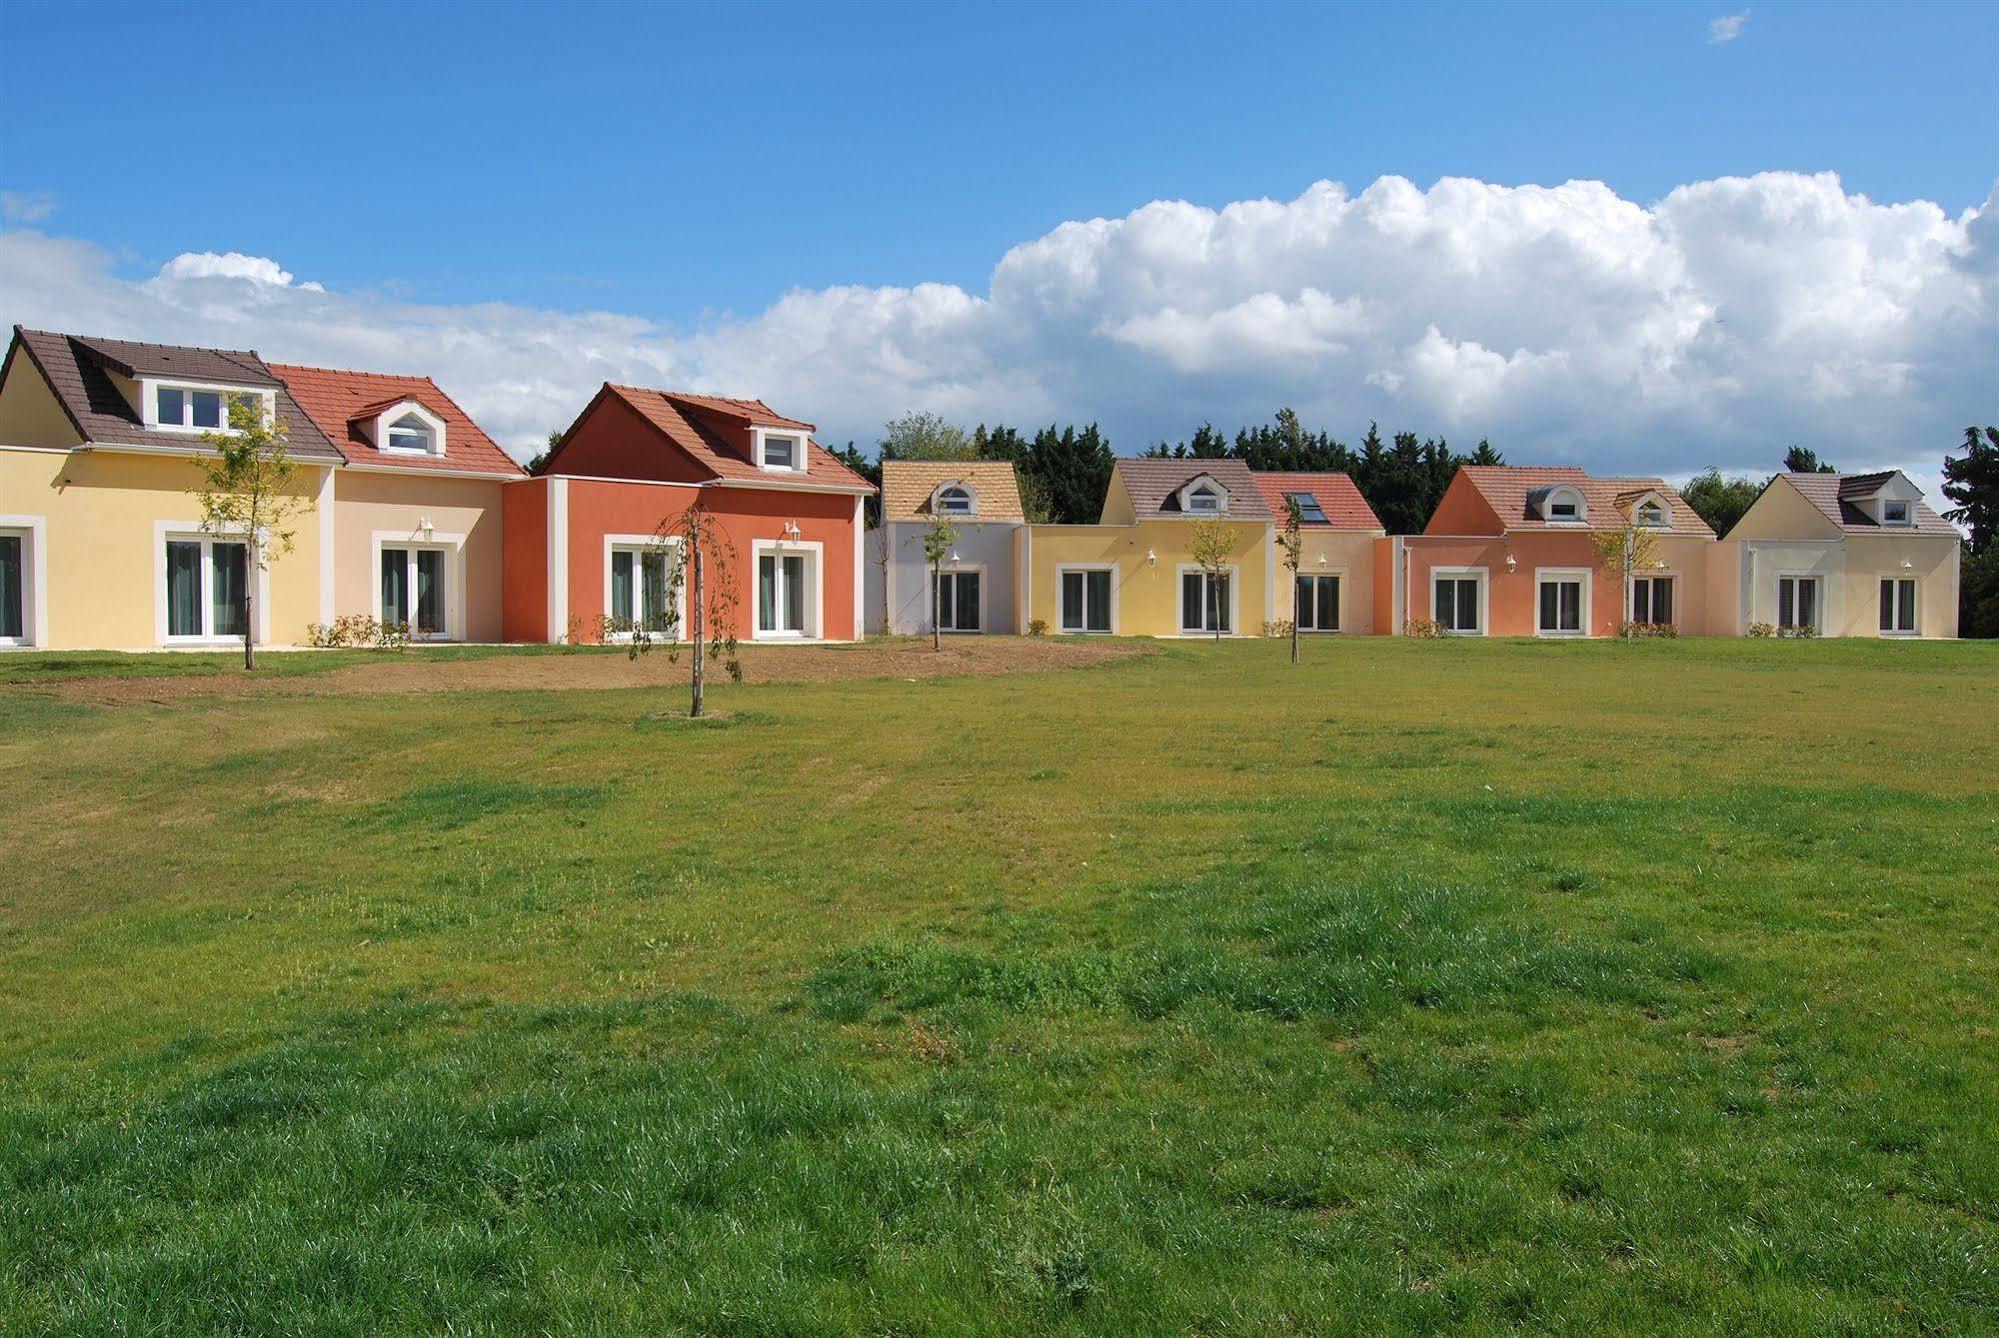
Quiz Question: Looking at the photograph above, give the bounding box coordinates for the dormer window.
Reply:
[1636,498,1668,528]
[386,413,437,455]
[936,484,974,516]
[149,382,268,434]
[1540,485,1586,524]
[757,432,804,473]
[1882,500,1911,525]
[1188,486,1220,513]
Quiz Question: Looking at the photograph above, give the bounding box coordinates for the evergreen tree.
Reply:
[1028,423,1115,524]
[1678,467,1765,537]
[1783,445,1836,473]
[1942,426,1999,555]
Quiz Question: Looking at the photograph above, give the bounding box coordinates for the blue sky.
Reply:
[2,1,1994,476]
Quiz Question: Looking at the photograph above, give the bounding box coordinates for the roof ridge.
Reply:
[267,361,442,385]
[44,328,267,361]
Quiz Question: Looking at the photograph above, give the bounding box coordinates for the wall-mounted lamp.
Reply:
[1654,559,1667,569]
[781,520,801,540]
[418,515,435,540]
[1505,554,1517,573]
[948,549,961,565]
[1901,559,1915,570]
[1145,548,1157,566]
[1317,553,1329,566]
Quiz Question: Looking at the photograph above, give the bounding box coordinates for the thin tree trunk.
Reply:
[245,591,255,670]
[932,562,941,651]
[1290,573,1299,663]
[690,544,705,718]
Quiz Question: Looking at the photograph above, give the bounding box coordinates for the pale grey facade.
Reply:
[867,520,1024,636]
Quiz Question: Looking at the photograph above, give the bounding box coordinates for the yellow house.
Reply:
[0,327,521,651]
[1712,470,1961,638]
[1023,458,1382,637]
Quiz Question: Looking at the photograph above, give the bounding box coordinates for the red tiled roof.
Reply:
[577,384,872,492]
[1455,465,1714,537]
[1251,471,1384,530]
[1113,457,1274,520]
[267,363,523,476]
[1783,472,1959,537]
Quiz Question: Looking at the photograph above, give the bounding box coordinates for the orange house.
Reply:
[502,385,873,644]
[1373,466,1717,637]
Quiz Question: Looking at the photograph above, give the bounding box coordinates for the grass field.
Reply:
[2,637,1995,1333]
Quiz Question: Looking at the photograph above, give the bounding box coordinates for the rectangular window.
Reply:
[381,547,449,637]
[156,387,185,427]
[610,550,634,623]
[415,549,444,635]
[1283,492,1328,524]
[165,536,248,639]
[1537,575,1584,635]
[0,534,22,642]
[155,384,256,431]
[1778,576,1819,631]
[1632,576,1674,627]
[761,435,799,470]
[1883,500,1910,525]
[1181,570,1230,633]
[1434,575,1481,633]
[381,547,411,627]
[934,570,982,633]
[1296,574,1340,631]
[190,390,224,430]
[1059,568,1112,633]
[758,551,809,634]
[1879,578,1917,635]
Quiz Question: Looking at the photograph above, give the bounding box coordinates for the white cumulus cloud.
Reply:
[1709,10,1750,43]
[0,171,1992,477]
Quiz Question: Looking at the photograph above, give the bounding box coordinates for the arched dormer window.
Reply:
[387,412,437,455]
[1178,475,1228,514]
[1541,485,1586,523]
[935,483,975,516]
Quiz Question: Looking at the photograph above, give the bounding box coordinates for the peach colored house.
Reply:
[503,384,873,644]
[1250,471,1385,635]
[1375,465,1716,637]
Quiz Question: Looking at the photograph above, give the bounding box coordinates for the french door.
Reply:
[1632,575,1674,626]
[165,536,247,640]
[611,547,676,636]
[1879,578,1917,636]
[1295,574,1340,632]
[934,570,981,633]
[382,547,447,637]
[1777,576,1820,632]
[1434,575,1482,634]
[1059,568,1112,633]
[1180,570,1231,634]
[758,552,808,636]
[1536,575,1584,636]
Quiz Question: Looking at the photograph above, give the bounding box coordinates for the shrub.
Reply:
[1616,621,1680,639]
[1262,620,1295,638]
[305,615,410,649]
[1748,621,1775,638]
[1777,623,1820,639]
[1026,619,1049,637]
[1402,618,1447,639]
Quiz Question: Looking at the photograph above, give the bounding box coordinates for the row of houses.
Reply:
[0,326,1963,651]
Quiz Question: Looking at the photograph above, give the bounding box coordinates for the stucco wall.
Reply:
[1840,535,1960,638]
[1025,518,1274,636]
[0,446,327,649]
[877,519,1022,635]
[1402,532,1720,637]
[332,470,507,642]
[1291,532,1381,634]
[1738,539,1846,632]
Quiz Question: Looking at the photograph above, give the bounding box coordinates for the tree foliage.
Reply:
[1679,467,1766,537]
[879,412,976,462]
[189,395,312,670]
[918,506,959,652]
[619,501,742,718]
[1187,518,1236,641]
[1277,496,1304,664]
[1590,506,1663,644]
[1783,445,1836,474]
[1945,426,1999,638]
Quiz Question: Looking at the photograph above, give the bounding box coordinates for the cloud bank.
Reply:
[1,171,1992,485]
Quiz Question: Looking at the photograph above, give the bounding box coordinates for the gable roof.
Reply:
[881,460,1025,522]
[1250,471,1383,530]
[1780,471,1959,537]
[542,384,871,492]
[8,326,342,461]
[1453,465,1714,537]
[1113,457,1274,520]
[266,363,523,476]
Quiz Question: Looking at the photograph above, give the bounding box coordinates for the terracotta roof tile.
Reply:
[1784,472,1959,537]
[266,363,523,476]
[1113,457,1274,520]
[1251,471,1383,530]
[583,384,872,492]
[881,461,1025,522]
[9,327,342,461]
[1454,465,1714,537]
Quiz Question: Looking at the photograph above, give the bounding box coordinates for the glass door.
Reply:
[935,570,981,632]
[759,552,810,636]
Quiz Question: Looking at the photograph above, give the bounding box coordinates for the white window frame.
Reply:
[1775,572,1824,633]
[155,522,264,646]
[1176,563,1240,636]
[1629,571,1679,627]
[1176,474,1228,515]
[371,530,467,641]
[752,538,823,639]
[143,379,273,436]
[1533,567,1592,638]
[1056,563,1117,635]
[1879,575,1920,637]
[1542,485,1587,524]
[376,402,448,457]
[932,483,977,517]
[1295,570,1344,633]
[1632,492,1671,529]
[1881,499,1912,526]
[752,428,809,475]
[931,563,987,634]
[1429,565,1488,636]
[603,533,684,642]
[0,515,48,649]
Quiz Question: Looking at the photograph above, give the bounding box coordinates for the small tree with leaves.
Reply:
[189,394,313,670]
[1187,517,1236,641]
[621,500,742,718]
[1591,507,1663,644]
[1277,496,1304,662]
[918,502,960,651]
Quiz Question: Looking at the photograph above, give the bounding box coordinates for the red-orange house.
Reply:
[502,385,873,644]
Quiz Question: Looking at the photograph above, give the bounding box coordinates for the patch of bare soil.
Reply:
[37,637,1152,706]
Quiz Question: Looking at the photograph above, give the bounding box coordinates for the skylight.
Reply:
[1284,492,1328,523]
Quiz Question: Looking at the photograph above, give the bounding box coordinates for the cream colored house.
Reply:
[1714,471,1961,637]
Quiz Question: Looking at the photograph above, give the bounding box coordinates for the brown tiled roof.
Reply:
[880,460,1025,523]
[1456,465,1714,537]
[9,326,342,461]
[1784,472,1959,537]
[1113,457,1274,520]
[1251,471,1383,530]
[267,363,524,476]
[570,384,872,492]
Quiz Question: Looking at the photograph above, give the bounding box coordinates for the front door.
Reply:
[759,552,809,636]
[935,570,981,633]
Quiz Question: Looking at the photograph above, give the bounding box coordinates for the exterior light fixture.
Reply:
[1902,559,1915,570]
[1317,553,1329,566]
[948,549,961,565]
[782,520,801,540]
[1505,554,1517,573]
[418,515,434,540]
[1145,548,1157,566]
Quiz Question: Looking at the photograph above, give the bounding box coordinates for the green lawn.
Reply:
[2,638,1995,1333]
